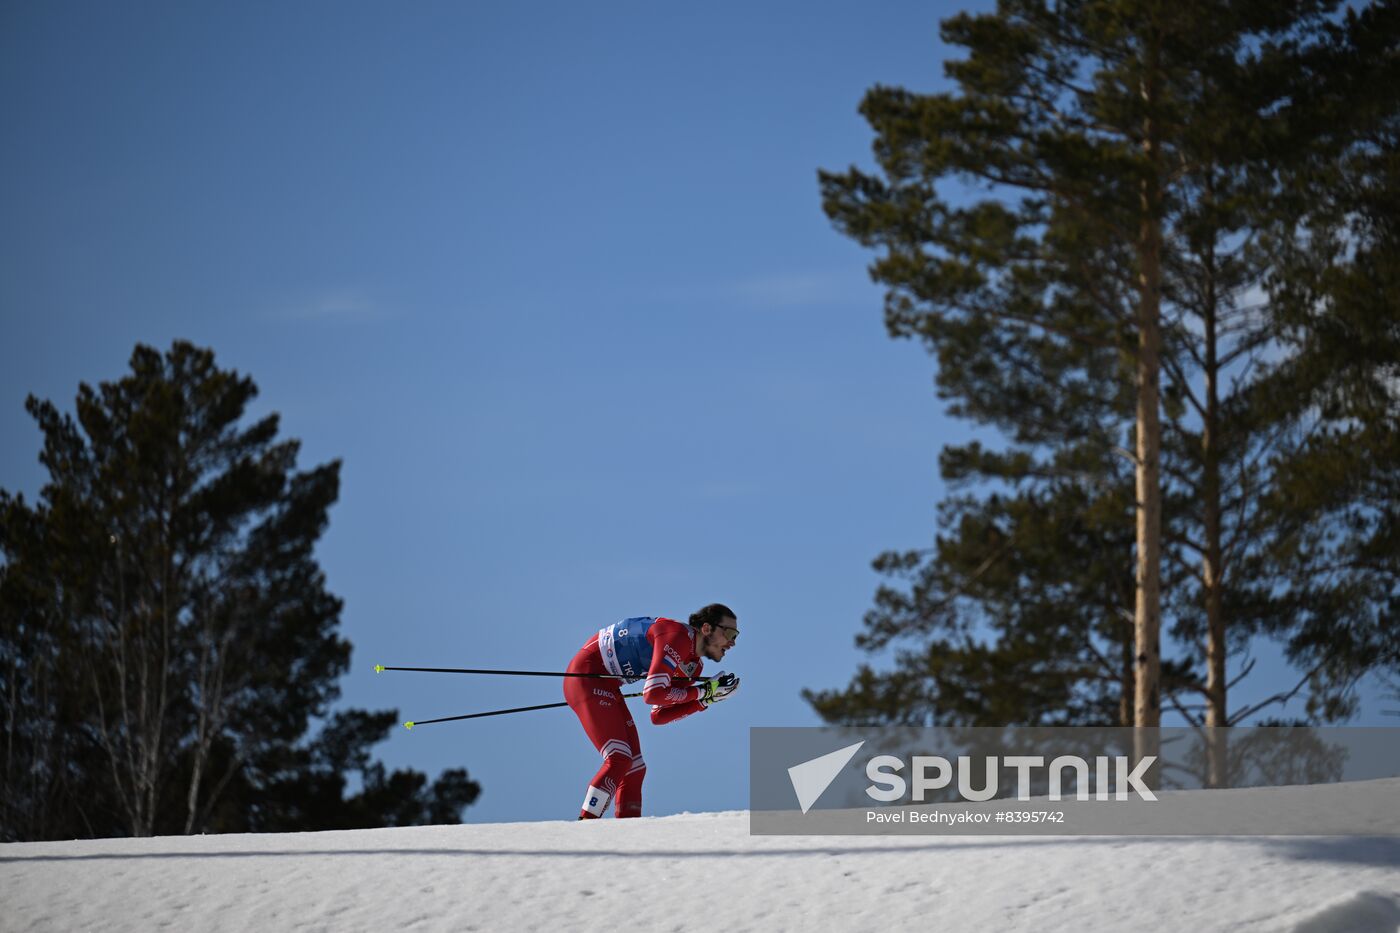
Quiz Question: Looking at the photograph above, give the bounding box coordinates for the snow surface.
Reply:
[4,807,1399,933]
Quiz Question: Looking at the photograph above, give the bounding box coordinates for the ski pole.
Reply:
[374,664,697,681]
[403,692,644,729]
[377,665,626,679]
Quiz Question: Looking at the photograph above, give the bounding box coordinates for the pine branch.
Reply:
[1227,658,1328,725]
[1227,658,1257,691]
[1160,353,1209,424]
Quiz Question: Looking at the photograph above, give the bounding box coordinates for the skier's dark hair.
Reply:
[689,603,736,630]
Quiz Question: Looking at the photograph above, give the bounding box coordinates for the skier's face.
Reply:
[702,619,739,661]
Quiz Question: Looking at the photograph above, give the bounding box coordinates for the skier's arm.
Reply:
[651,700,702,725]
[651,673,741,724]
[640,622,703,708]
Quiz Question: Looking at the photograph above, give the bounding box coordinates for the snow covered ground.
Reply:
[4,806,1399,933]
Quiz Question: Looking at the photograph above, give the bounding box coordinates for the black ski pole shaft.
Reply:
[375,664,696,681]
[404,692,644,729]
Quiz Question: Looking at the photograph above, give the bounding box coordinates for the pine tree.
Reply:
[1247,4,1400,718]
[0,341,479,840]
[814,0,1396,737]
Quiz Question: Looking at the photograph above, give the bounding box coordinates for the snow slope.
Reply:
[4,809,1399,933]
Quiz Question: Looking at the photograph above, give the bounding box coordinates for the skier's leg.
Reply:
[614,714,645,818]
[564,676,634,819]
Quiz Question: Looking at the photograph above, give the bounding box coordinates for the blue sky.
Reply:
[1,0,1389,824]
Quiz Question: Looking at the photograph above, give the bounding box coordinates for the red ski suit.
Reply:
[564,617,706,818]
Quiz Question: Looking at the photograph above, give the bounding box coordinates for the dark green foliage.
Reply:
[205,711,481,833]
[806,467,1146,726]
[1247,45,1400,715]
[810,1,1398,728]
[0,341,479,841]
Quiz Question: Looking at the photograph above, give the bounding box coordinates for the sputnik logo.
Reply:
[787,741,865,814]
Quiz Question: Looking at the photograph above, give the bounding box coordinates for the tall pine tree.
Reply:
[813,0,1396,737]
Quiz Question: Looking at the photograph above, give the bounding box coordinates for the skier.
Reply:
[564,603,741,819]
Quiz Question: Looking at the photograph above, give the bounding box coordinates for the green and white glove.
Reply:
[699,672,740,707]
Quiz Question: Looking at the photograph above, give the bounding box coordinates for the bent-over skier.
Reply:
[564,603,740,819]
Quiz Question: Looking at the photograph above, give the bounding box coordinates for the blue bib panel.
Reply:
[596,616,657,683]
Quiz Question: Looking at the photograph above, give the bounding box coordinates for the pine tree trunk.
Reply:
[1202,419,1226,730]
[1134,268,1163,732]
[1202,232,1229,787]
[1120,622,1135,727]
[1133,24,1165,783]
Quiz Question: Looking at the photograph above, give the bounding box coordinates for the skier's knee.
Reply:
[600,747,633,783]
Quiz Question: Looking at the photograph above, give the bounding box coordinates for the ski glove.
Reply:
[699,672,740,708]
